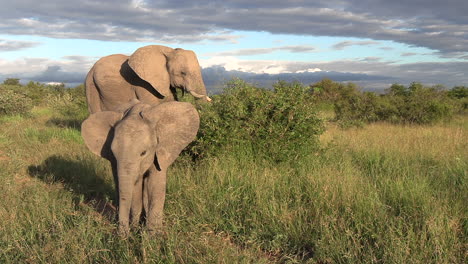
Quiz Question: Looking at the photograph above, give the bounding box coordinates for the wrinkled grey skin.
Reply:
[81,101,200,235]
[85,45,211,114]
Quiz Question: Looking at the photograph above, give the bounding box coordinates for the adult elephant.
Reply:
[85,45,211,114]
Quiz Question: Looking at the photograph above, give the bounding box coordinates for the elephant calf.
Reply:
[81,101,199,235]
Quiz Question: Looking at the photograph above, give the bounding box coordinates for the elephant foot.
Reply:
[130,213,142,227]
[118,223,130,238]
[146,216,165,236]
[146,226,166,237]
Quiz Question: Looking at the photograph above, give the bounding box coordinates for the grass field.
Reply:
[0,107,466,263]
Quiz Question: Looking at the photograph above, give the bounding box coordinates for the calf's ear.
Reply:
[81,111,123,160]
[140,102,200,169]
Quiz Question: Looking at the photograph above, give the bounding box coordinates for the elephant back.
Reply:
[92,54,137,111]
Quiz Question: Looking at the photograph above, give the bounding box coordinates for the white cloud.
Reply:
[0,56,95,83]
[332,40,380,50]
[200,56,300,74]
[296,68,322,73]
[0,58,48,75]
[200,56,246,71]
[208,45,317,56]
[0,38,41,51]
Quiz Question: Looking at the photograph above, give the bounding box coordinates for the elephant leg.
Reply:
[130,176,143,227]
[143,176,149,217]
[110,158,119,210]
[146,165,167,233]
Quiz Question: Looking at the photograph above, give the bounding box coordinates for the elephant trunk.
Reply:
[117,165,138,236]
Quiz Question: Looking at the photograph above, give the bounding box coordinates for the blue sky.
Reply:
[1,1,467,91]
[1,32,454,63]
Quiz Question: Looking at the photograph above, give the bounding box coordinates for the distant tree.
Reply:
[387,83,407,96]
[3,78,20,85]
[431,84,446,91]
[47,83,66,93]
[26,81,42,88]
[310,78,351,101]
[408,82,425,93]
[448,86,468,99]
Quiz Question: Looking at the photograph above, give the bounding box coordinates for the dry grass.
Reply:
[0,108,466,263]
[322,120,467,162]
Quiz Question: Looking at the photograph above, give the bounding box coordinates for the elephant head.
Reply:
[81,101,200,234]
[128,45,211,102]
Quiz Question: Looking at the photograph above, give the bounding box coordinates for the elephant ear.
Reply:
[128,45,173,98]
[81,111,123,160]
[140,102,200,169]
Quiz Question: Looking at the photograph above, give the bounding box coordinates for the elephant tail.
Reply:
[85,65,102,114]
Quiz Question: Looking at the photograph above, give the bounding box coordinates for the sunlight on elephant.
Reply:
[81,101,199,235]
[85,45,211,114]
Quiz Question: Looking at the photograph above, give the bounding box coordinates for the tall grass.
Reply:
[178,116,466,262]
[165,120,466,262]
[0,95,466,262]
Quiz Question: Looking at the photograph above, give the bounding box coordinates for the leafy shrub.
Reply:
[47,84,88,121]
[188,79,324,163]
[310,78,346,102]
[3,78,20,85]
[447,86,468,99]
[0,88,33,116]
[447,86,468,112]
[23,81,59,105]
[332,82,367,127]
[397,83,454,124]
[317,80,457,126]
[1,80,69,106]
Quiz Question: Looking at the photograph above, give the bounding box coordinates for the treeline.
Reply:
[0,78,87,119]
[311,79,467,127]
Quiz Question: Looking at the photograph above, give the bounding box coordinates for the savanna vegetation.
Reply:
[311,79,467,127]
[0,78,466,263]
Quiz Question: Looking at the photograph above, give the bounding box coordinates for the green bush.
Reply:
[188,79,324,163]
[3,78,20,85]
[333,83,366,127]
[0,88,33,116]
[23,81,58,105]
[397,83,454,124]
[322,80,457,126]
[1,80,69,106]
[47,84,88,121]
[448,86,468,112]
[1,80,88,121]
[447,86,468,99]
[310,78,344,102]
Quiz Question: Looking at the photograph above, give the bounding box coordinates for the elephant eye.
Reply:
[181,72,187,76]
[140,151,147,156]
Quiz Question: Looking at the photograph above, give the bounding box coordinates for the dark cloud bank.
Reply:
[1,0,467,58]
[1,0,466,90]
